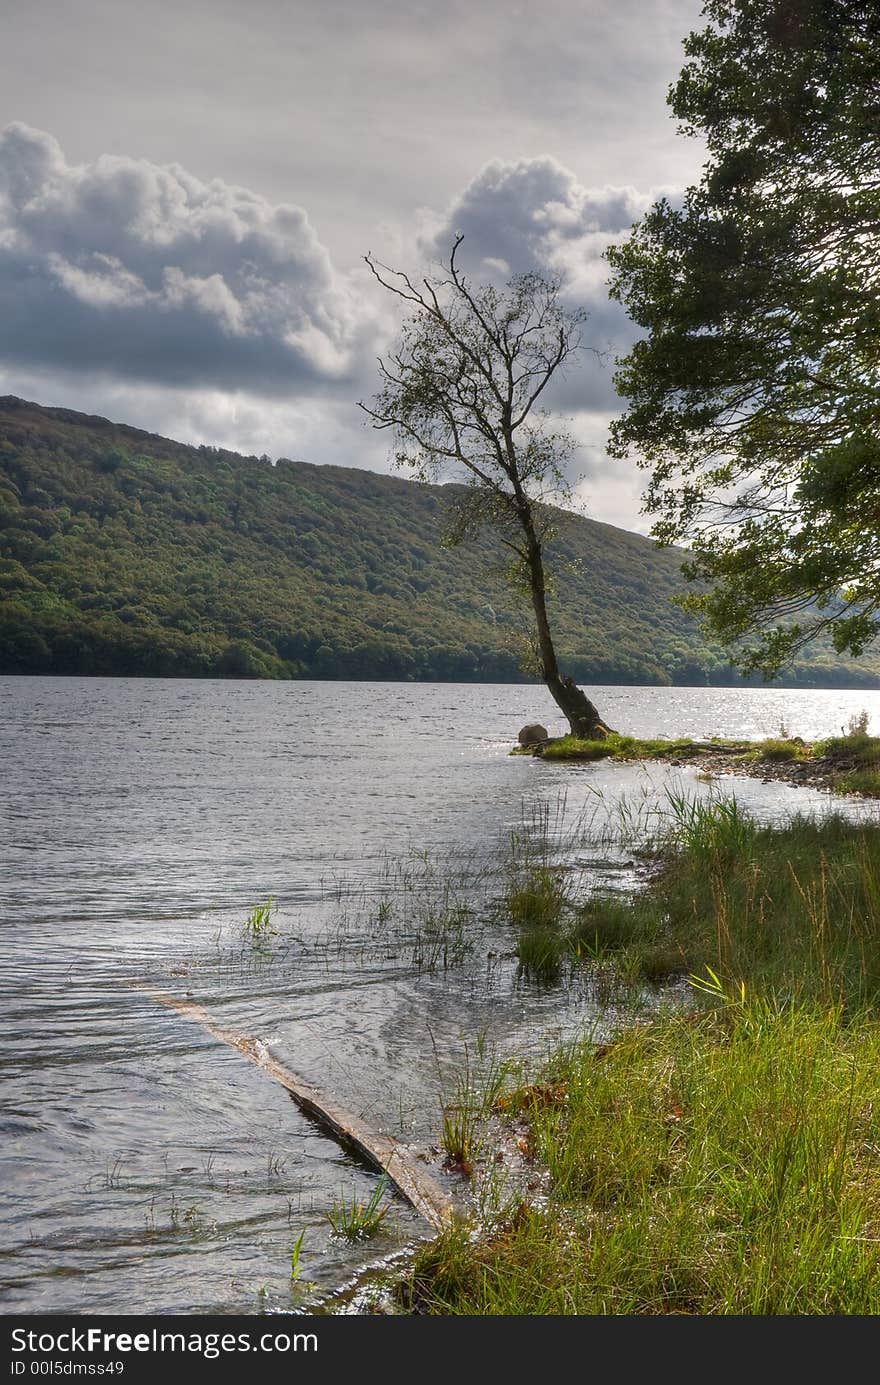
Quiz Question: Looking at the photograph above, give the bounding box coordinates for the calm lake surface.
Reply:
[2,677,879,1315]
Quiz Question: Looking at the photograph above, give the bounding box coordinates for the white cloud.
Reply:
[0,122,378,394]
[0,131,673,531]
[416,155,678,415]
[418,155,656,277]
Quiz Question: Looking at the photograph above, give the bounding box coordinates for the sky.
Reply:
[0,0,705,532]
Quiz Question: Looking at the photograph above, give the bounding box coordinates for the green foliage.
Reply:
[326,1179,391,1240]
[756,738,806,761]
[813,723,880,794]
[607,0,880,678]
[243,897,277,937]
[833,770,880,799]
[813,733,880,765]
[2,396,880,685]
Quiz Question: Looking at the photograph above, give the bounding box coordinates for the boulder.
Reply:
[518,723,549,747]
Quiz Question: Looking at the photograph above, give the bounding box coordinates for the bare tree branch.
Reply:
[359,238,615,738]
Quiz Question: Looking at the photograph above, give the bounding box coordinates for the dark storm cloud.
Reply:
[0,123,377,396]
[0,125,671,418]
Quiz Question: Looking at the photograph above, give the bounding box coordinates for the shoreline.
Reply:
[384,803,880,1315]
[517,728,880,799]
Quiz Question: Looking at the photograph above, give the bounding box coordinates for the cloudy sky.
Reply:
[0,0,705,531]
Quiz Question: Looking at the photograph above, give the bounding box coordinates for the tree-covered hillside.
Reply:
[2,396,878,686]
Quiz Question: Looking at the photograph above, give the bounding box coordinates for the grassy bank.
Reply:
[402,802,880,1315]
[572,805,880,1005]
[514,720,880,798]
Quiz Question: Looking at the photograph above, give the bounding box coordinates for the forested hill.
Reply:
[1,395,878,687]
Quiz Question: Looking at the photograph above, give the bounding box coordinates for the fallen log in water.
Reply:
[135,986,453,1232]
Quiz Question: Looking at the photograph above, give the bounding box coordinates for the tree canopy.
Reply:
[607,0,880,677]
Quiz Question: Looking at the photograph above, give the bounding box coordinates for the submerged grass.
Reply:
[403,796,880,1315]
[506,866,569,930]
[326,1178,392,1240]
[506,863,571,984]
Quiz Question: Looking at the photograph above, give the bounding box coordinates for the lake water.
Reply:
[2,677,879,1315]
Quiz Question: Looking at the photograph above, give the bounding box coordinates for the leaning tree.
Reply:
[360,237,614,738]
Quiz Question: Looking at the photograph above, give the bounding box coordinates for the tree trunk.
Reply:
[547,670,616,740]
[524,524,616,739]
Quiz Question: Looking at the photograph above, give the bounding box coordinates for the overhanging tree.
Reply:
[607,0,880,677]
[360,237,615,737]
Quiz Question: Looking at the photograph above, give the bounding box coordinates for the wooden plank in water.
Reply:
[135,986,453,1232]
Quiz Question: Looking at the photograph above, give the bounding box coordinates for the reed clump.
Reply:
[326,1178,392,1240]
[242,896,277,938]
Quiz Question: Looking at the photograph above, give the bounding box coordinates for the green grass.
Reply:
[756,737,807,761]
[402,802,880,1315]
[661,785,758,859]
[243,896,277,937]
[326,1178,392,1240]
[571,809,880,1008]
[834,769,880,797]
[814,732,880,761]
[534,725,880,797]
[408,1001,880,1314]
[439,1099,481,1172]
[515,926,566,984]
[539,733,699,762]
[813,722,880,794]
[436,1036,508,1172]
[290,1229,306,1281]
[505,865,568,929]
[501,809,575,983]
